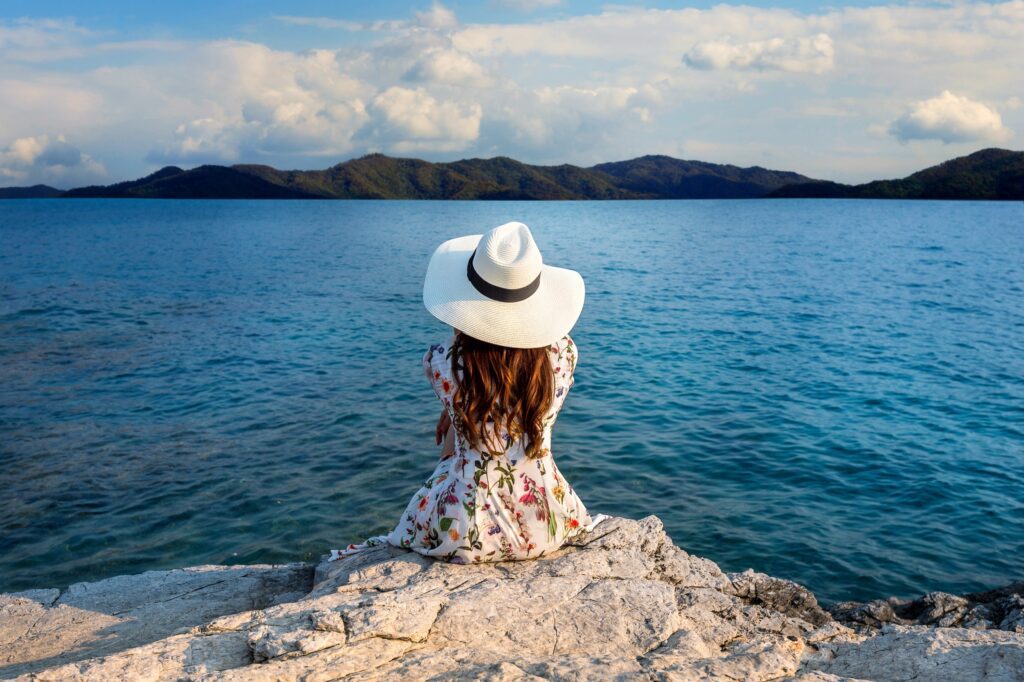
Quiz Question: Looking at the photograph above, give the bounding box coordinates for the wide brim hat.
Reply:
[422,221,584,349]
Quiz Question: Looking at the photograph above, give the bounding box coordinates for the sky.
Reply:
[0,1,1021,188]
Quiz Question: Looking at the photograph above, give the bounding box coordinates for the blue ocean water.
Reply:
[0,199,1021,603]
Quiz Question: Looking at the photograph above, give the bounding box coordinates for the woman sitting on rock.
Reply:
[329,221,603,564]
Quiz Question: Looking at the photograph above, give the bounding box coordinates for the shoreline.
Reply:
[2,515,1021,681]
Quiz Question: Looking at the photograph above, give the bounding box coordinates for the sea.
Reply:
[1,198,1021,604]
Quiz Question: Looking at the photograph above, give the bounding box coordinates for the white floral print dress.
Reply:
[329,334,600,564]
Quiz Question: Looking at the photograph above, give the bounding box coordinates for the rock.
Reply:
[802,624,1024,681]
[898,591,969,626]
[828,598,900,630]
[727,568,832,627]
[791,673,873,682]
[20,631,254,681]
[5,590,59,607]
[804,621,861,646]
[0,563,313,678]
[830,580,1024,634]
[0,594,121,676]
[967,581,1024,604]
[346,591,446,643]
[1000,595,1024,634]
[3,515,1022,681]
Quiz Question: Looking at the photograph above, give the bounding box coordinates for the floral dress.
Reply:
[329,334,599,564]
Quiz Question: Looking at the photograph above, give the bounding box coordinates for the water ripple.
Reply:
[1,198,1022,603]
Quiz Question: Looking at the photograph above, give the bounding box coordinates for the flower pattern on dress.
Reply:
[328,334,591,563]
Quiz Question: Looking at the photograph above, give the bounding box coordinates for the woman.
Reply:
[329,221,602,564]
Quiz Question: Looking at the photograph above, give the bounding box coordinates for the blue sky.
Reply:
[1,1,1020,187]
[2,1,896,32]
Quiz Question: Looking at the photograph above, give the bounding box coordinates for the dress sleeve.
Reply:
[550,334,578,413]
[423,341,456,406]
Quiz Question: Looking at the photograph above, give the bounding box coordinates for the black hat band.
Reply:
[467,247,542,303]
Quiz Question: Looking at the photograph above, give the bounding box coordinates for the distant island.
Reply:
[0,184,64,199]
[769,148,1024,200]
[1,148,1021,201]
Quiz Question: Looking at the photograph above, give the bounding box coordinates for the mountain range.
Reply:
[1,148,1021,200]
[768,148,1024,200]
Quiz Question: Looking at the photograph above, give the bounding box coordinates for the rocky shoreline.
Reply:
[2,515,1021,681]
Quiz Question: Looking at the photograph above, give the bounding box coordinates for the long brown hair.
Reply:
[449,332,554,459]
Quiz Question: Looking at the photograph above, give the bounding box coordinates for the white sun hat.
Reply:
[422,221,585,349]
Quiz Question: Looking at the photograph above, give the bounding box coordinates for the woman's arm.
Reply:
[436,409,455,460]
[435,409,451,444]
[440,423,455,460]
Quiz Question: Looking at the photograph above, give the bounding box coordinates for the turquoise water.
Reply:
[1,199,1022,603]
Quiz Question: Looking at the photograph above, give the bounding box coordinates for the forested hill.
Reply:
[6,149,1021,200]
[768,148,1024,200]
[49,154,816,200]
[0,185,63,198]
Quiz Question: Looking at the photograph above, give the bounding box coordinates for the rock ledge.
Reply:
[1,516,1021,681]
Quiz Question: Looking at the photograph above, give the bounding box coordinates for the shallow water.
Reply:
[1,198,1022,603]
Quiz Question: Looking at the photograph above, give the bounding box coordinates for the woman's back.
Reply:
[425,333,576,458]
[328,221,597,564]
[395,333,591,563]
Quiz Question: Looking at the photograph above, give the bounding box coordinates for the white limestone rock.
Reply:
[0,563,312,678]
[802,623,1024,681]
[3,515,1022,681]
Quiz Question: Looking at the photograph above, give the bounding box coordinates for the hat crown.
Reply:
[474,222,543,289]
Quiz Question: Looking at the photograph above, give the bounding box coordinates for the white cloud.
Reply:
[683,33,834,74]
[492,84,653,147]
[498,0,564,11]
[274,15,366,31]
[0,17,91,47]
[451,6,822,62]
[889,90,1010,144]
[276,15,403,31]
[460,81,663,166]
[0,17,189,66]
[149,117,242,164]
[415,3,459,30]
[0,134,105,186]
[146,42,373,164]
[0,17,97,62]
[403,47,491,86]
[1,2,1022,183]
[368,86,482,152]
[274,3,456,33]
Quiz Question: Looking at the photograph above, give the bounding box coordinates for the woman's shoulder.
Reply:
[423,335,455,376]
[423,335,457,401]
[547,334,578,373]
[546,333,575,352]
[425,338,449,360]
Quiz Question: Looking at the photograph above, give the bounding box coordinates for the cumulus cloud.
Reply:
[451,6,830,62]
[683,34,834,73]
[471,82,660,165]
[0,134,105,186]
[415,3,458,30]
[147,42,372,164]
[2,2,1022,183]
[403,47,491,86]
[889,90,1010,144]
[148,118,243,164]
[368,86,482,153]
